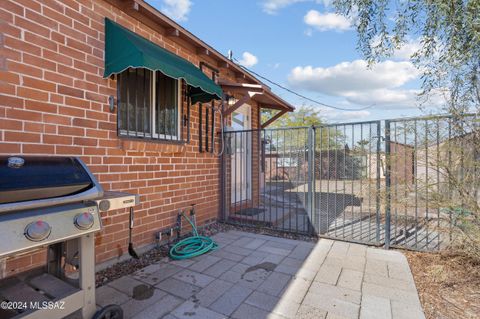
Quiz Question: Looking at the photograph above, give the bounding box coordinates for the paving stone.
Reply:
[296,304,327,319]
[360,294,391,319]
[280,257,304,268]
[303,291,360,319]
[263,240,297,251]
[219,266,269,290]
[258,245,292,256]
[188,255,222,273]
[202,259,237,277]
[342,256,367,272]
[230,236,256,248]
[172,300,226,319]
[229,246,255,257]
[120,288,167,318]
[314,264,342,285]
[274,299,301,318]
[245,238,267,250]
[169,258,196,268]
[326,312,353,319]
[239,269,271,290]
[95,285,129,307]
[328,241,350,258]
[257,271,292,297]
[245,291,279,312]
[391,300,426,319]
[209,285,253,316]
[262,253,286,264]
[225,230,250,239]
[192,279,233,307]
[294,268,317,281]
[134,263,182,285]
[219,270,242,283]
[156,277,201,299]
[288,245,313,260]
[364,258,389,277]
[241,254,265,266]
[363,273,416,292]
[108,276,145,297]
[131,294,183,319]
[211,249,244,262]
[362,282,421,306]
[276,264,300,275]
[231,303,270,319]
[134,261,168,274]
[280,277,311,304]
[337,269,363,291]
[173,269,216,288]
[366,247,406,263]
[347,243,367,257]
[210,234,236,246]
[229,262,250,273]
[387,261,415,282]
[309,282,361,304]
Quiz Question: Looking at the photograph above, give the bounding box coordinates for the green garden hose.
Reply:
[169,212,218,260]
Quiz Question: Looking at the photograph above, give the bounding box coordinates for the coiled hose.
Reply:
[169,212,218,260]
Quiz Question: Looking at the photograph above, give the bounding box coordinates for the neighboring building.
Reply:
[0,0,293,276]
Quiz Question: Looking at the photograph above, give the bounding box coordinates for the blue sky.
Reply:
[147,0,446,123]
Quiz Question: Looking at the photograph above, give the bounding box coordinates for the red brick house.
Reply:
[0,0,293,276]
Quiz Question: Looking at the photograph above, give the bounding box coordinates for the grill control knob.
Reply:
[74,212,94,230]
[25,220,51,241]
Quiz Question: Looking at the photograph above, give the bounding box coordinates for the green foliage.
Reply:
[261,105,324,128]
[333,0,480,112]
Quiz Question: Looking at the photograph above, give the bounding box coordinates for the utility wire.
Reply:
[232,57,373,112]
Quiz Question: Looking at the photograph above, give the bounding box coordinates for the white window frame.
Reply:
[119,69,181,141]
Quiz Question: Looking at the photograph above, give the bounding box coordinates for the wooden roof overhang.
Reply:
[219,80,294,128]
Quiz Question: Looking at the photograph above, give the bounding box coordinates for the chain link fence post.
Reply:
[307,126,316,235]
[384,120,392,249]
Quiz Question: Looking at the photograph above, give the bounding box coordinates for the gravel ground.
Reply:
[95,222,318,287]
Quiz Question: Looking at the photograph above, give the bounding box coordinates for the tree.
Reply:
[333,0,480,113]
[262,106,344,150]
[332,2,480,258]
[261,105,323,128]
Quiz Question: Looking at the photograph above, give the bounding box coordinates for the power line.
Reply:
[232,57,373,112]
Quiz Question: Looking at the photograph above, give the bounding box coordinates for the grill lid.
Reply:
[0,156,93,204]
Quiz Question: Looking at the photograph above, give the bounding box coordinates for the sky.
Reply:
[146,0,447,123]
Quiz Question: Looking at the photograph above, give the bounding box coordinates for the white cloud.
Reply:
[238,52,258,67]
[160,0,192,21]
[393,39,422,60]
[289,60,419,93]
[304,10,351,32]
[288,60,429,108]
[316,107,371,121]
[262,0,307,14]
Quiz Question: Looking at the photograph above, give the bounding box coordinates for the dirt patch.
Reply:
[405,250,480,319]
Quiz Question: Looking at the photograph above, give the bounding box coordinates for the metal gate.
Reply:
[311,121,383,246]
[221,115,477,251]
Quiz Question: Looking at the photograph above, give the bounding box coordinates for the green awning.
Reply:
[103,18,222,104]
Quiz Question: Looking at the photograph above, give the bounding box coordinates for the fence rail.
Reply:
[221,114,479,251]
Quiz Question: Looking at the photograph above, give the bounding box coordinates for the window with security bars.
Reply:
[117,68,181,141]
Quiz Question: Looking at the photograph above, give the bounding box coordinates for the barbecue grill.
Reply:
[0,156,138,319]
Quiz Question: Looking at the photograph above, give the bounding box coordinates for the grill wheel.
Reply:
[93,304,123,319]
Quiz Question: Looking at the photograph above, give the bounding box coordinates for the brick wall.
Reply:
[0,0,261,276]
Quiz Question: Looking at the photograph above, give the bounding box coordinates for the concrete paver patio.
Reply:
[96,230,425,319]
